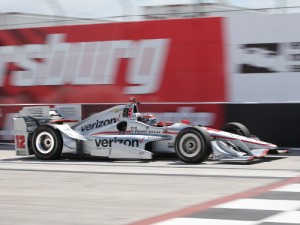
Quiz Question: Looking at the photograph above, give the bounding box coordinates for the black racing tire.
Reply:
[175,128,212,164]
[221,122,251,137]
[31,126,63,160]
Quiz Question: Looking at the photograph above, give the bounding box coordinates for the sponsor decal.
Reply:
[139,151,145,157]
[214,153,241,160]
[15,135,25,149]
[236,42,300,73]
[16,150,28,156]
[0,34,170,95]
[168,142,174,148]
[152,107,215,127]
[122,108,133,118]
[130,126,161,134]
[95,137,141,148]
[110,108,122,113]
[81,117,117,132]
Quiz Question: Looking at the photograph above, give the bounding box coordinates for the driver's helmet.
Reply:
[141,113,157,125]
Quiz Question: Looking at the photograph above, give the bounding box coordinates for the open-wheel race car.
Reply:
[13,98,288,163]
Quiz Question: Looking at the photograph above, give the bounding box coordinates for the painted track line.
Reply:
[129,175,300,225]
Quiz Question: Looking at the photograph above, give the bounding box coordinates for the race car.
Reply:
[13,97,288,163]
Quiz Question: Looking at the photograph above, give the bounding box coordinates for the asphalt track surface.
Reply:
[1,145,300,225]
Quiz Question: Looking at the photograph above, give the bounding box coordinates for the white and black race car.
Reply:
[13,98,288,163]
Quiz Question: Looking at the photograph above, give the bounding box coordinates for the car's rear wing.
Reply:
[18,105,82,121]
[55,105,82,121]
[19,106,49,120]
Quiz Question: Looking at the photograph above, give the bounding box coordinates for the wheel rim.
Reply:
[179,133,202,158]
[35,131,55,154]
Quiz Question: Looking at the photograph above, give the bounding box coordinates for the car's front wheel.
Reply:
[31,126,63,160]
[175,128,211,163]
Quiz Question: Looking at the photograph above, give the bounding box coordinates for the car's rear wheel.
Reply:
[175,128,211,163]
[31,126,63,160]
[221,122,251,137]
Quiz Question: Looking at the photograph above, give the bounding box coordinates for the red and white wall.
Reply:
[0,18,225,104]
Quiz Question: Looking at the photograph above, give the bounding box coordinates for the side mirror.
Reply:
[116,121,127,132]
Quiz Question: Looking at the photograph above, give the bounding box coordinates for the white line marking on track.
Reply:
[152,218,255,225]
[213,198,300,211]
[263,211,300,224]
[271,183,300,192]
[1,162,300,178]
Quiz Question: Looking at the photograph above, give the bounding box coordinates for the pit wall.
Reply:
[1,14,300,147]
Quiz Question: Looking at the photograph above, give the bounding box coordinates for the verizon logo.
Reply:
[95,138,141,148]
[81,117,117,132]
[0,34,170,94]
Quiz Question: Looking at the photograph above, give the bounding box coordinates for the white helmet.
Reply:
[141,113,157,125]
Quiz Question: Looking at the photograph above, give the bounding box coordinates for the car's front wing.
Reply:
[211,140,269,161]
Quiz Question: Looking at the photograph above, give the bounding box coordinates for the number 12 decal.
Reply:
[15,135,25,149]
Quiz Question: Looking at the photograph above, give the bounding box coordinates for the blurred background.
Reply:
[1,0,300,27]
[1,0,300,146]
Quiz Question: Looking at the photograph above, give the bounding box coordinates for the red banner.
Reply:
[0,18,225,104]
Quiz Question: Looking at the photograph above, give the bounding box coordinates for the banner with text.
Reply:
[226,14,300,102]
[0,18,225,104]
